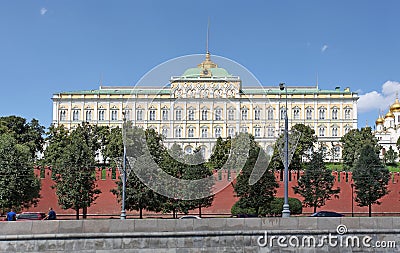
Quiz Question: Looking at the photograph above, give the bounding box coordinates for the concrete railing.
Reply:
[0,217,399,252]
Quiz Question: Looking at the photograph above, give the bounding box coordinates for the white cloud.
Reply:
[358,80,400,113]
[321,44,328,53]
[40,7,48,16]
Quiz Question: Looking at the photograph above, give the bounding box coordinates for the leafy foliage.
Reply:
[111,127,166,218]
[0,116,45,159]
[353,144,390,217]
[290,124,317,170]
[383,146,397,166]
[0,134,41,212]
[260,197,302,216]
[293,151,340,213]
[232,134,278,216]
[44,124,101,219]
[230,198,257,216]
[340,127,381,171]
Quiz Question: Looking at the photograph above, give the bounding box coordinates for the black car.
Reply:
[311,211,344,217]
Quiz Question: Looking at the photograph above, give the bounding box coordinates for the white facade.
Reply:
[374,97,400,157]
[52,54,359,161]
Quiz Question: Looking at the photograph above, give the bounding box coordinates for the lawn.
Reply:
[325,162,400,172]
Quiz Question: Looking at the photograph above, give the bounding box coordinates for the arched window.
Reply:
[332,108,338,120]
[215,127,222,138]
[345,109,351,119]
[59,110,66,121]
[267,108,274,120]
[332,127,338,137]
[162,109,169,121]
[319,127,325,137]
[280,108,286,120]
[228,127,235,137]
[201,109,208,120]
[188,128,194,138]
[254,108,261,120]
[293,108,300,120]
[162,128,168,137]
[175,127,182,138]
[98,110,105,121]
[111,110,118,121]
[306,108,313,120]
[241,108,248,120]
[72,110,80,121]
[85,110,92,121]
[228,109,235,120]
[201,128,208,138]
[136,110,143,121]
[149,109,156,121]
[319,108,326,120]
[175,109,182,120]
[188,108,195,121]
[215,108,222,120]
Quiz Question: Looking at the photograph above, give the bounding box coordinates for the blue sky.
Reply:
[1,1,399,128]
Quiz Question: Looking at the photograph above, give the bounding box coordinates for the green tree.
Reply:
[340,127,381,171]
[111,127,166,218]
[45,124,101,219]
[102,126,122,166]
[383,146,397,166]
[262,197,303,216]
[232,134,278,216]
[206,137,231,171]
[0,116,45,159]
[0,134,41,213]
[183,148,214,217]
[290,124,318,171]
[160,143,194,218]
[293,151,340,213]
[353,144,390,217]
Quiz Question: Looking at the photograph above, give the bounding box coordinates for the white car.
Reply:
[179,215,201,219]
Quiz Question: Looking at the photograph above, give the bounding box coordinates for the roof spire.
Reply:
[316,72,319,89]
[206,18,210,54]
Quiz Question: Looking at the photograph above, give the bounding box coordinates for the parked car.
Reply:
[234,214,258,218]
[16,212,46,221]
[310,211,344,217]
[179,215,201,220]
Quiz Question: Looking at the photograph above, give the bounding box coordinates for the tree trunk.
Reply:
[76,209,80,220]
[139,208,143,219]
[198,204,202,218]
[369,204,372,217]
[313,206,317,214]
[83,207,87,219]
[173,209,176,219]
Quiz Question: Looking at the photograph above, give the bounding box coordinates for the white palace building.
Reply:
[374,96,400,157]
[52,52,359,160]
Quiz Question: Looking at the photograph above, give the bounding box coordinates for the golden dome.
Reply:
[385,110,395,119]
[390,97,400,112]
[375,116,384,125]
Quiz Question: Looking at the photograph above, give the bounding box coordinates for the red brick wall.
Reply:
[29,168,400,217]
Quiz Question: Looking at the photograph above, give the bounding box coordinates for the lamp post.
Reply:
[121,112,127,220]
[279,82,290,218]
[351,183,354,217]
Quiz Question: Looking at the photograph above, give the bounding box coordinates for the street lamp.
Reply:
[351,183,354,217]
[121,112,127,220]
[279,82,290,218]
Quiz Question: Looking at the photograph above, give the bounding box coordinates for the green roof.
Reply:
[54,87,356,96]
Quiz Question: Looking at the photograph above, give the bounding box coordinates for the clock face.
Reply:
[203,69,208,75]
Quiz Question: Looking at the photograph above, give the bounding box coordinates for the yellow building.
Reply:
[52,53,359,160]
